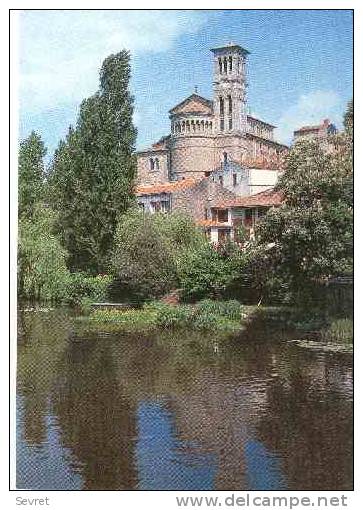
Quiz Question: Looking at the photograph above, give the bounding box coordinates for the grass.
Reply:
[79,299,257,336]
[320,318,353,345]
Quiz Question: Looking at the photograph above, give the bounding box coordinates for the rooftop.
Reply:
[212,188,283,209]
[294,118,332,135]
[169,93,213,115]
[210,42,250,55]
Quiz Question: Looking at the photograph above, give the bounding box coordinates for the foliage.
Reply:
[112,209,204,300]
[152,302,192,329]
[67,272,112,306]
[343,99,353,136]
[320,318,353,344]
[251,102,353,303]
[18,131,46,218]
[177,241,239,301]
[18,205,70,303]
[48,51,137,273]
[84,299,252,336]
[196,299,242,321]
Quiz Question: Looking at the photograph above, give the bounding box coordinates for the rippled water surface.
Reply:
[17,309,353,490]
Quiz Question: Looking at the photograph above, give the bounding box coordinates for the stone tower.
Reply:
[211,43,249,135]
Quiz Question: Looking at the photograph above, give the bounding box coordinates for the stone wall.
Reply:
[172,179,237,222]
[136,150,170,185]
[169,136,217,180]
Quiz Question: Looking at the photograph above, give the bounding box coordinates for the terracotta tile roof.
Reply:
[137,135,170,154]
[136,178,198,196]
[239,153,286,170]
[169,93,213,115]
[294,125,321,133]
[294,119,331,135]
[213,188,283,209]
[151,135,170,149]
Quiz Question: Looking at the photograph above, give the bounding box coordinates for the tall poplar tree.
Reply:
[49,50,137,273]
[18,131,46,218]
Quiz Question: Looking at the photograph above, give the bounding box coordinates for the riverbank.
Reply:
[74,300,352,353]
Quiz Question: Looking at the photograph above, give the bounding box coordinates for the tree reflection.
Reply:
[17,313,353,490]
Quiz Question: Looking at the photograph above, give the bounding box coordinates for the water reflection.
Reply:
[17,310,353,490]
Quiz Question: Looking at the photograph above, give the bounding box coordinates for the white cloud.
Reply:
[275,90,345,145]
[19,10,207,113]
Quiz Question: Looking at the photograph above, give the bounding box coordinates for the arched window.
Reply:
[223,57,228,73]
[150,159,155,171]
[155,158,159,170]
[228,95,232,115]
[219,58,223,74]
[229,56,233,72]
[219,97,224,115]
[220,119,224,131]
[223,152,228,164]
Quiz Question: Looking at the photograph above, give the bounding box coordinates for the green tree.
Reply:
[18,205,70,303]
[344,99,353,136]
[177,241,239,301]
[48,51,137,273]
[18,131,46,217]
[253,102,353,302]
[112,209,204,300]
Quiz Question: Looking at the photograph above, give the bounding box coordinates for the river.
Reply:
[16,309,353,490]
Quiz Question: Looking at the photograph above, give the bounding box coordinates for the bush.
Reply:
[18,205,71,303]
[196,299,241,321]
[67,272,112,306]
[154,302,192,329]
[112,209,204,300]
[177,242,237,301]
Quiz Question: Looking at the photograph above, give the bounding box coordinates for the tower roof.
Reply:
[169,94,213,116]
[210,42,250,55]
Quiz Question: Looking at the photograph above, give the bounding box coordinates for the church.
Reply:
[135,43,288,242]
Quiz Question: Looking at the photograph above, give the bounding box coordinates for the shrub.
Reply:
[67,273,112,306]
[18,205,71,303]
[196,299,241,321]
[153,302,192,329]
[112,209,204,300]
[177,242,237,301]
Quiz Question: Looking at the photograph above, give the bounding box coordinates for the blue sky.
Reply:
[19,10,353,160]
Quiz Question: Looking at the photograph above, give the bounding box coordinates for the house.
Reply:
[293,118,337,143]
[197,188,283,243]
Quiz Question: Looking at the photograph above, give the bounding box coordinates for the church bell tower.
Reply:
[211,43,249,135]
